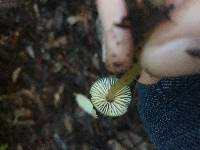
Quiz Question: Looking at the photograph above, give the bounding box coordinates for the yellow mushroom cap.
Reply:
[90,77,132,117]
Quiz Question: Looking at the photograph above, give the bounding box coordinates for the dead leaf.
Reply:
[12,67,22,83]
[74,93,97,118]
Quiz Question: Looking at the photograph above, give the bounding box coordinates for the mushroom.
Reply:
[89,62,141,117]
[90,76,132,117]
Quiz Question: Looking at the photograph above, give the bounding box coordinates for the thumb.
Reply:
[140,0,200,77]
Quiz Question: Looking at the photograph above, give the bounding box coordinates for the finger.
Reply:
[96,0,134,73]
[138,70,161,84]
[140,0,200,77]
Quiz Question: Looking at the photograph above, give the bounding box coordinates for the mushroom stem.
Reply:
[107,63,141,100]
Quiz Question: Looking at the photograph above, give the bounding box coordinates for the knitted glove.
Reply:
[136,74,200,150]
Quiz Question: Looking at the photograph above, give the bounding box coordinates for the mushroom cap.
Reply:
[90,76,132,117]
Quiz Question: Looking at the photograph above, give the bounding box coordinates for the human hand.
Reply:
[96,1,200,149]
[97,0,200,84]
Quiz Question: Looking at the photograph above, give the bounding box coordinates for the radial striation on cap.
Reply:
[90,77,132,117]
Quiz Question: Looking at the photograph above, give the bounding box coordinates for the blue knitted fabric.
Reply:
[136,74,200,150]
